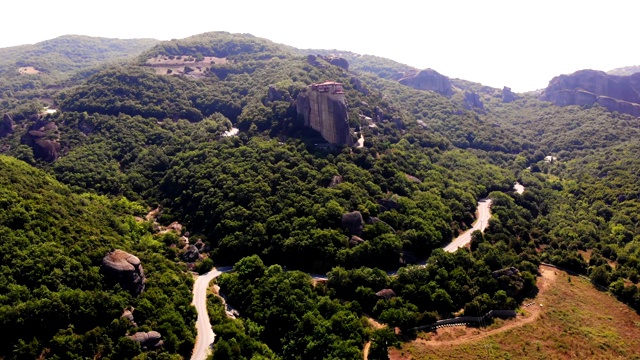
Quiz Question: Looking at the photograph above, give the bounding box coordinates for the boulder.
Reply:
[21,119,61,162]
[307,54,323,67]
[375,288,396,300]
[349,235,365,247]
[182,244,200,262]
[405,174,421,183]
[502,86,517,103]
[377,198,400,212]
[328,175,343,188]
[0,114,13,137]
[327,57,349,71]
[102,249,146,295]
[341,211,364,236]
[542,69,640,117]
[128,331,163,349]
[398,69,454,96]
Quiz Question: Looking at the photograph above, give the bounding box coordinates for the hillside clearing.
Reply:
[390,265,640,359]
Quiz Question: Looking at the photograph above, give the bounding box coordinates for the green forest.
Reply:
[0,31,639,359]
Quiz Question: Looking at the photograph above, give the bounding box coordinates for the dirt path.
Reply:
[393,265,557,353]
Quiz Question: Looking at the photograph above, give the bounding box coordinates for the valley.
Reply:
[0,31,639,360]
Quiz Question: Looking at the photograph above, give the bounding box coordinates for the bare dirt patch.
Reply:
[18,66,40,75]
[390,264,640,359]
[144,55,227,78]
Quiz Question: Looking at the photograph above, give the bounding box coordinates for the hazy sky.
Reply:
[2,0,637,92]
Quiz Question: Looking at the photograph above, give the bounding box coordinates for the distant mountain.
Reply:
[0,35,159,75]
[608,65,640,76]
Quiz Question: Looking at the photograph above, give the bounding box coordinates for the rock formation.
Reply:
[102,249,146,295]
[318,55,349,71]
[328,175,343,188]
[377,198,400,212]
[121,308,137,327]
[502,86,517,103]
[341,211,364,236]
[0,114,14,138]
[182,244,200,262]
[375,289,396,300]
[350,76,368,95]
[349,235,365,247]
[398,69,454,96]
[542,69,640,117]
[20,119,62,162]
[128,331,163,349]
[463,91,484,110]
[296,82,354,146]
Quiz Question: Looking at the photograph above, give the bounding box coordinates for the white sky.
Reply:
[1,0,637,92]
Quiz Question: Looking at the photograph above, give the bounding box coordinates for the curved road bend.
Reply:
[191,196,498,359]
[443,198,492,253]
[191,266,232,360]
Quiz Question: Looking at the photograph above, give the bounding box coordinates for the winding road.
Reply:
[190,267,232,360]
[190,194,501,359]
[443,198,492,253]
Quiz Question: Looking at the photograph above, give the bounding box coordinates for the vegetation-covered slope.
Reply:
[1,30,640,359]
[0,155,195,359]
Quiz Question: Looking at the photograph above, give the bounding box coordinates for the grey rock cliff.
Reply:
[296,82,354,146]
[102,249,146,295]
[398,69,453,96]
[542,69,640,117]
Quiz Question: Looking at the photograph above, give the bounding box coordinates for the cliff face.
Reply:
[296,82,354,146]
[542,70,640,117]
[398,69,453,96]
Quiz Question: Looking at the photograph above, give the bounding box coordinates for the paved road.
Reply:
[443,198,492,253]
[190,197,495,358]
[190,266,232,360]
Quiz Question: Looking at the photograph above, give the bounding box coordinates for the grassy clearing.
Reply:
[390,266,640,360]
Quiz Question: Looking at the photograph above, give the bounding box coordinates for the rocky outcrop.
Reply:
[102,249,146,295]
[349,235,365,247]
[0,114,14,137]
[542,70,640,117]
[398,69,453,96]
[328,175,343,188]
[182,244,200,262]
[377,198,400,212]
[21,120,61,162]
[121,308,137,327]
[319,55,349,71]
[463,91,484,110]
[296,82,354,146]
[341,211,364,236]
[375,289,396,300]
[502,86,517,103]
[128,331,163,349]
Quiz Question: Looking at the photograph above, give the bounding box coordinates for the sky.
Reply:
[1,0,638,92]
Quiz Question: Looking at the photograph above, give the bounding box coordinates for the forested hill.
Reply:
[0,31,639,359]
[0,155,195,358]
[0,35,158,75]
